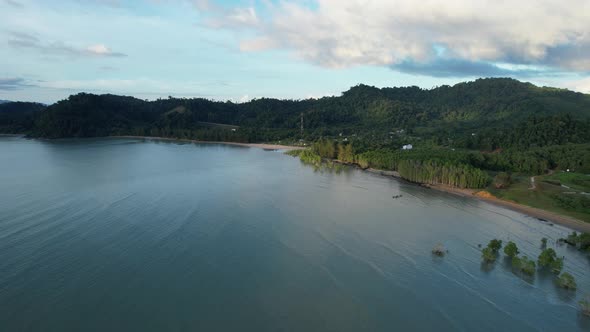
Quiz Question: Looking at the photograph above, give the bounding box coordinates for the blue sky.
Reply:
[1,0,590,104]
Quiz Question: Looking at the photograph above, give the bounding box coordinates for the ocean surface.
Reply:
[1,136,589,331]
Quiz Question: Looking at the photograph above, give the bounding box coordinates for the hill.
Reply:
[0,102,47,134]
[2,78,589,218]
[17,78,589,147]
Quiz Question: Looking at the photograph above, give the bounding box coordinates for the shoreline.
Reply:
[426,183,590,233]
[4,134,588,232]
[109,136,306,151]
[361,166,590,233]
[329,160,590,232]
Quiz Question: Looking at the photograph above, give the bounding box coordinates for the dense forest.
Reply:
[0,102,46,133]
[1,78,590,189]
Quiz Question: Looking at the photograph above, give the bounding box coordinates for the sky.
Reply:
[1,0,590,104]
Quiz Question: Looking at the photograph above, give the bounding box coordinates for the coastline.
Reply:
[364,167,590,233]
[109,136,306,151]
[328,159,590,232]
[4,134,587,232]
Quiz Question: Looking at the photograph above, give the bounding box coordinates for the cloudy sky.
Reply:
[1,0,590,104]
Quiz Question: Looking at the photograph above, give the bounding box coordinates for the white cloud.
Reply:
[200,0,590,72]
[7,32,127,58]
[563,77,590,94]
[86,44,113,55]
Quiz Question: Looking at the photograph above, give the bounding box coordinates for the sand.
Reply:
[110,136,305,151]
[424,184,590,233]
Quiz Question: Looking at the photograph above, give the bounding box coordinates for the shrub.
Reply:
[556,272,577,290]
[482,247,496,263]
[512,256,536,276]
[551,257,564,274]
[493,172,512,188]
[538,248,557,268]
[503,241,519,257]
[487,239,503,252]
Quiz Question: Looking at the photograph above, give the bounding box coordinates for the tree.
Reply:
[537,248,564,274]
[538,248,557,268]
[551,257,564,274]
[566,231,579,246]
[556,272,577,290]
[481,247,496,263]
[493,172,511,189]
[337,143,354,163]
[503,241,519,257]
[512,256,536,276]
[487,239,503,252]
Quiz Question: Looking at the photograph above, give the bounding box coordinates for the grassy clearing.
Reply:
[489,173,590,222]
[542,172,590,192]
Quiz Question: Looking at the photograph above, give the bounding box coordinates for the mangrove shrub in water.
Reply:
[481,247,496,263]
[503,241,519,258]
[556,272,577,290]
[487,239,503,252]
[512,256,536,276]
[538,248,563,274]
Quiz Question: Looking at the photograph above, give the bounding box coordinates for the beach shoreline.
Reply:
[5,134,588,232]
[331,158,589,231]
[109,136,306,151]
[363,167,590,233]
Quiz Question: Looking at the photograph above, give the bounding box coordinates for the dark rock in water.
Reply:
[432,243,446,256]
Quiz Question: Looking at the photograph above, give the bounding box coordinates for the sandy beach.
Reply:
[334,160,590,233]
[425,183,590,233]
[110,136,306,151]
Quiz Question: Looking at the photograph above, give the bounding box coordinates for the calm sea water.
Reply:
[1,136,589,331]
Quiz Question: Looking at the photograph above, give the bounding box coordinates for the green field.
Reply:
[488,172,590,222]
[542,172,590,192]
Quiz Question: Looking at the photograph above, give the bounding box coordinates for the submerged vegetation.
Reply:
[481,239,503,263]
[563,231,590,250]
[477,235,582,312]
[538,248,564,273]
[556,272,577,290]
[512,256,536,276]
[503,241,519,258]
[432,243,446,257]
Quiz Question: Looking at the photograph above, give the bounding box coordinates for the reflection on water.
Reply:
[0,136,589,331]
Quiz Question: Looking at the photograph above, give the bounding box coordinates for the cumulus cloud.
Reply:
[7,32,127,58]
[199,0,590,75]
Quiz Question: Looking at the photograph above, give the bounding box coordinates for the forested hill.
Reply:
[2,78,590,150]
[0,101,46,133]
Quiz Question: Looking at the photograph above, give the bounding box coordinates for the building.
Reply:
[402,144,413,150]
